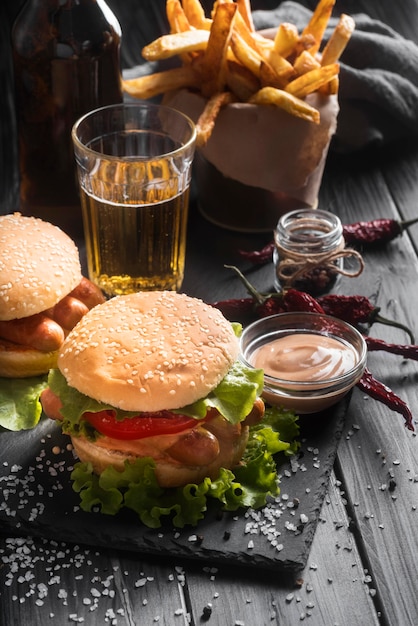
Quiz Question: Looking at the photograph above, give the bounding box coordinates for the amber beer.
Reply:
[72,103,196,296]
[80,187,190,295]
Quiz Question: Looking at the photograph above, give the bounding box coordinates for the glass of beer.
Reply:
[72,103,196,296]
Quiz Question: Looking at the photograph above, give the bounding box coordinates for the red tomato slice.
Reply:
[83,409,199,440]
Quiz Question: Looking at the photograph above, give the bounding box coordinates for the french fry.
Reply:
[293,49,321,76]
[142,29,210,61]
[182,0,212,30]
[233,11,292,92]
[273,22,299,58]
[285,63,339,98]
[255,38,295,89]
[166,0,191,33]
[210,0,233,17]
[225,60,260,101]
[294,33,317,57]
[319,14,354,94]
[321,75,339,95]
[122,66,201,100]
[236,0,255,32]
[200,2,237,97]
[251,33,274,56]
[302,0,336,55]
[249,86,320,124]
[259,61,289,90]
[267,49,295,81]
[166,0,201,64]
[232,9,258,50]
[229,4,272,66]
[320,14,355,65]
[196,91,234,146]
[124,0,353,126]
[230,31,263,78]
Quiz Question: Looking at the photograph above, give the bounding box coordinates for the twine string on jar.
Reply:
[275,238,364,288]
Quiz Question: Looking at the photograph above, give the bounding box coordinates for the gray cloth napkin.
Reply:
[253,1,418,152]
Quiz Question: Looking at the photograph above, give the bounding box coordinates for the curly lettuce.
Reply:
[0,376,47,431]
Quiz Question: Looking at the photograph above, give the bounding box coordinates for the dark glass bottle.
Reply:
[11,0,123,237]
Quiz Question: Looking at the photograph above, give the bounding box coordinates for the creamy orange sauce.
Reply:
[252,333,358,382]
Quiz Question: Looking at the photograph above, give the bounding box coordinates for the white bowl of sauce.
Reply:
[239,312,367,414]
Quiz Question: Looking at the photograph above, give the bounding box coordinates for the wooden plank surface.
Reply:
[325,153,418,624]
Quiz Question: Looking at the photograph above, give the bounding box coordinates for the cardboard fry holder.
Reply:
[165,89,339,233]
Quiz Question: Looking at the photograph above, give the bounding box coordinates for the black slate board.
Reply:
[0,396,349,575]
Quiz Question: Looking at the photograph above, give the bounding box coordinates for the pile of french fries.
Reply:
[123,0,355,146]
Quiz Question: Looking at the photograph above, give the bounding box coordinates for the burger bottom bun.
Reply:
[71,422,250,489]
[0,339,58,378]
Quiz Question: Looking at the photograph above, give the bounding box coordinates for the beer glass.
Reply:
[72,103,196,296]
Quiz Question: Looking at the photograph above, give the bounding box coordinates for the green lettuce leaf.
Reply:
[70,405,300,528]
[180,360,264,424]
[47,358,265,433]
[0,376,48,431]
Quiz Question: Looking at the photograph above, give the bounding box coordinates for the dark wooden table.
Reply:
[2,1,418,624]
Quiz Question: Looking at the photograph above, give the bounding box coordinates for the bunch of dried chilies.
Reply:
[239,217,418,265]
[212,265,416,432]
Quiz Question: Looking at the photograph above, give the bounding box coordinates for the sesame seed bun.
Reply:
[58,291,239,412]
[0,213,82,321]
[0,339,58,378]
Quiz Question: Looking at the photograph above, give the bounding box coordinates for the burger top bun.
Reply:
[58,291,239,413]
[0,213,82,321]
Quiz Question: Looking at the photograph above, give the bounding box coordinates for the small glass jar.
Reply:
[274,208,344,296]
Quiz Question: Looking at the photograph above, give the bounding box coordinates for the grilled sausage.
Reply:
[51,296,89,331]
[166,426,220,466]
[0,313,65,352]
[68,276,106,309]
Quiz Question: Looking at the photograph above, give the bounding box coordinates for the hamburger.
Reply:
[0,213,105,432]
[0,213,105,379]
[41,291,267,489]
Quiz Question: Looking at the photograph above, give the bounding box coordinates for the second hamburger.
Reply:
[0,213,105,378]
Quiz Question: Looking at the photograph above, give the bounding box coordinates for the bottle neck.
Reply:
[17,0,108,7]
[13,0,121,33]
[12,0,121,57]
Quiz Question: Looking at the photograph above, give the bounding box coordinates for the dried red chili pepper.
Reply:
[365,336,418,360]
[356,368,414,431]
[280,288,325,314]
[238,217,418,265]
[342,217,418,246]
[317,294,414,343]
[255,289,325,318]
[221,266,325,318]
[256,297,287,318]
[210,296,259,325]
[218,268,414,342]
[239,241,275,265]
[211,297,255,319]
[212,270,284,321]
